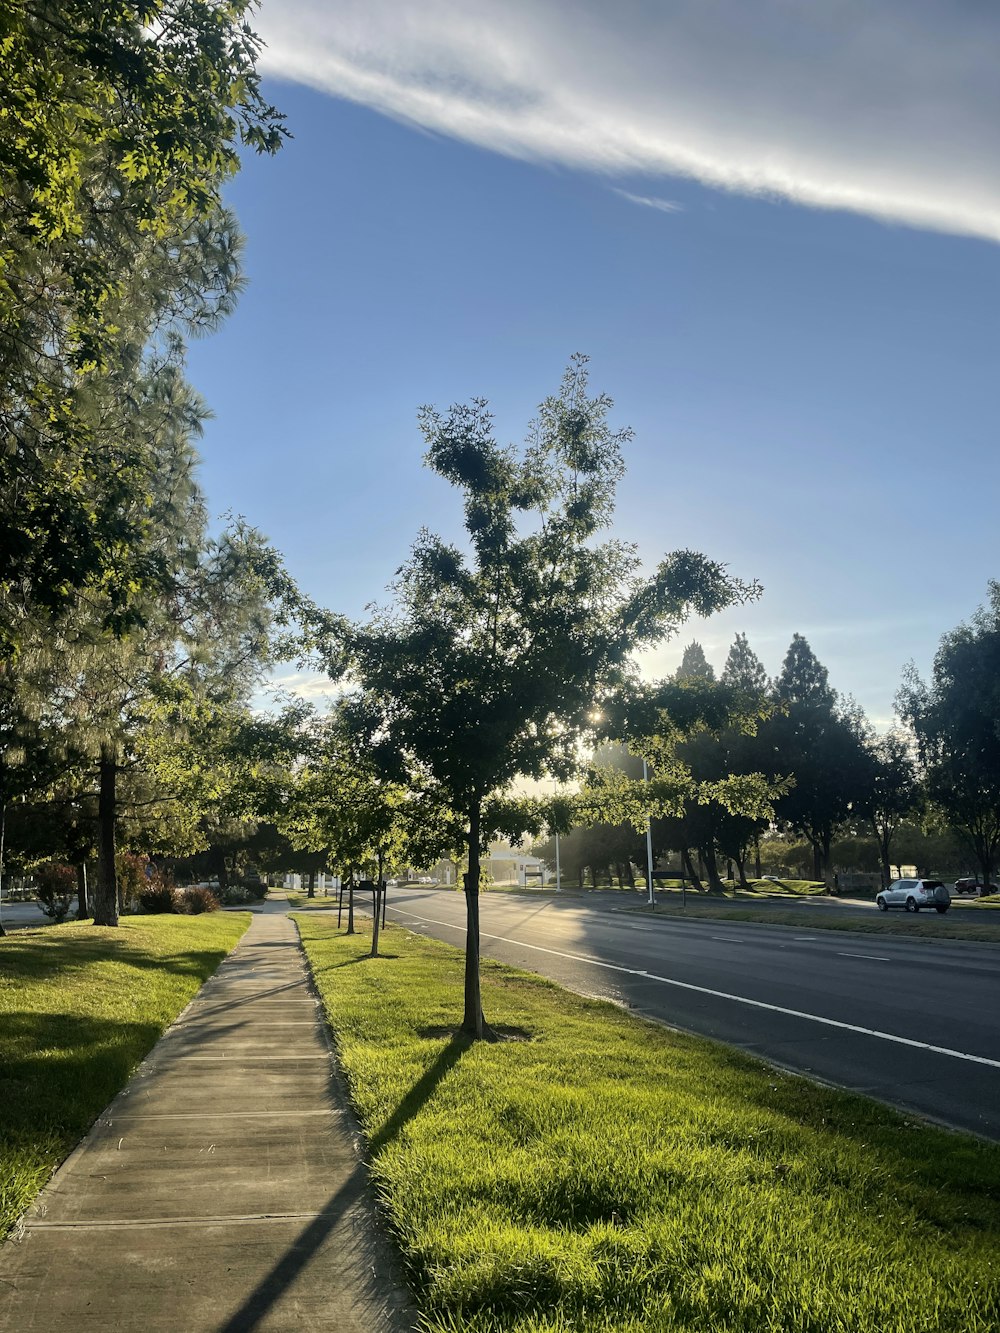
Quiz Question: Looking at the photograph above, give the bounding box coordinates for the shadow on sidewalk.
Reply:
[216,1037,469,1330]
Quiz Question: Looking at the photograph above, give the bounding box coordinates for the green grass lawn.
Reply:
[295,917,1000,1333]
[0,912,249,1238]
[637,901,1000,943]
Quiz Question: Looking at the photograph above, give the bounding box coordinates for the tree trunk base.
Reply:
[460,1013,499,1042]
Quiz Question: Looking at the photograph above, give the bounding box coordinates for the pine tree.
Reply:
[676,641,716,682]
[722,633,769,695]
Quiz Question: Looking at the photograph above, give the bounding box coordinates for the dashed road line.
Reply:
[389,907,1000,1071]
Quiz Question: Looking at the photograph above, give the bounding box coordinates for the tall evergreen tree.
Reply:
[898,583,1000,886]
[768,635,867,885]
[676,641,716,682]
[722,632,770,695]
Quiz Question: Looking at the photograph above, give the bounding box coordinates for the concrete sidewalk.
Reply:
[0,907,413,1332]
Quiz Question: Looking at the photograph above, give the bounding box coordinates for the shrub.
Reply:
[222,879,268,905]
[180,885,221,915]
[34,862,77,922]
[116,852,149,912]
[137,863,178,913]
[138,884,180,914]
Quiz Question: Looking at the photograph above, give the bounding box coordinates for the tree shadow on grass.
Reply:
[0,931,233,985]
[0,1010,165,1145]
[368,1034,471,1159]
[416,1023,533,1043]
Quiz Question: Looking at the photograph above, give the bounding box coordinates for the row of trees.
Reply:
[534,598,1000,897]
[8,328,1000,1036]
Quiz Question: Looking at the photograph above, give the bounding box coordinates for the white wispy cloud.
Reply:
[256,1,1000,243]
[613,190,683,214]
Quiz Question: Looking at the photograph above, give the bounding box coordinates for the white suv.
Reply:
[875,879,951,914]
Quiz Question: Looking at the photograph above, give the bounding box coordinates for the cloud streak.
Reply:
[613,190,683,214]
[256,1,1000,243]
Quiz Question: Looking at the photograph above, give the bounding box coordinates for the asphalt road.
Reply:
[376,887,1000,1141]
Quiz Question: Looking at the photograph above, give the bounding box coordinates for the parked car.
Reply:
[953,877,998,896]
[875,879,951,914]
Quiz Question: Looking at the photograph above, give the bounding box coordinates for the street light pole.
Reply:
[643,758,654,908]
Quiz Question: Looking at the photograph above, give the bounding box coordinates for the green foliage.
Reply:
[340,359,757,819]
[1,0,286,653]
[766,636,870,883]
[899,582,1000,883]
[297,918,1000,1332]
[334,359,757,1029]
[33,861,77,920]
[675,640,715,682]
[115,850,148,912]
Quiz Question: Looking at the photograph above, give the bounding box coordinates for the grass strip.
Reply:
[0,912,249,1238]
[296,916,1000,1333]
[634,903,1000,943]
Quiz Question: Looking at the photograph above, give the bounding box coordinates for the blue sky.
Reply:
[186,1,999,725]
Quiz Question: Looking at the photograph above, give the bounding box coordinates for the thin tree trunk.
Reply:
[0,799,6,937]
[76,862,90,919]
[754,836,761,880]
[346,870,356,935]
[93,745,119,926]
[213,846,229,892]
[307,869,316,899]
[371,851,383,958]
[681,847,703,893]
[702,844,726,893]
[735,855,749,890]
[821,832,835,891]
[462,797,494,1040]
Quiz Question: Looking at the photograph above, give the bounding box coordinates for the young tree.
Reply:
[898,583,1000,885]
[336,359,758,1037]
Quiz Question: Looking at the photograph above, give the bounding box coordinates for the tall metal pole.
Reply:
[643,758,654,908]
[555,831,562,892]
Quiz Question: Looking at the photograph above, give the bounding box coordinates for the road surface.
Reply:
[374,887,1000,1140]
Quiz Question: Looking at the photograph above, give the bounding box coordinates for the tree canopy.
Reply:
[333,358,759,1036]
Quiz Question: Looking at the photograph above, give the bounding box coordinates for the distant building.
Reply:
[486,848,551,886]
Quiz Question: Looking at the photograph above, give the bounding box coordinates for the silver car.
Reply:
[875,879,951,914]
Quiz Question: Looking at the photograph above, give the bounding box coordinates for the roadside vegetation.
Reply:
[0,913,248,1238]
[634,901,1000,943]
[297,916,1000,1333]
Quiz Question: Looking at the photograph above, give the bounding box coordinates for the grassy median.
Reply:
[0,912,249,1238]
[296,916,1000,1333]
[637,902,1000,943]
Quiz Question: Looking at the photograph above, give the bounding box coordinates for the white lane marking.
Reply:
[838,952,891,962]
[388,908,1000,1072]
[793,936,817,941]
[712,935,747,942]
